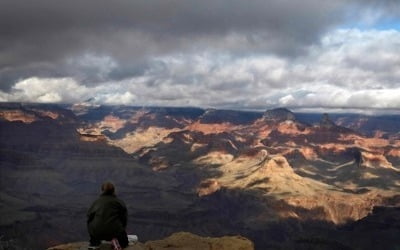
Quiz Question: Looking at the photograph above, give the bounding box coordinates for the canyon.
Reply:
[0,102,400,249]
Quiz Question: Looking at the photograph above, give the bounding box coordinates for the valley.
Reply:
[1,103,400,249]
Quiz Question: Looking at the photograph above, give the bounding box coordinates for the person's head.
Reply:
[101,181,115,195]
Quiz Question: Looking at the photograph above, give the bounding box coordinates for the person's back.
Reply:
[87,182,128,249]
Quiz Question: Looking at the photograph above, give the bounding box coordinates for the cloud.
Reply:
[97,91,136,105]
[3,77,89,103]
[0,0,358,88]
[0,1,399,112]
[1,28,399,111]
[278,86,400,109]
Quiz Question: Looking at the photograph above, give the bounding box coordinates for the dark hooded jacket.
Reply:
[87,194,127,240]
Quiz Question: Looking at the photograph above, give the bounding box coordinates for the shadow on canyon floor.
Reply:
[1,119,400,250]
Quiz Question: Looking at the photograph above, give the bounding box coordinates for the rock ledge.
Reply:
[47,232,254,250]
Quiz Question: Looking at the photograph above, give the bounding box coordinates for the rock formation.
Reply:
[47,232,254,250]
[1,103,400,250]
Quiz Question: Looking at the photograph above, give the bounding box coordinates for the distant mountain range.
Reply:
[0,103,399,250]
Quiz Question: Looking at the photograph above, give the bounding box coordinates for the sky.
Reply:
[0,0,399,112]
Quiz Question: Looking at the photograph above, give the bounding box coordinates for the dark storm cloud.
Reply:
[357,0,400,15]
[0,0,345,83]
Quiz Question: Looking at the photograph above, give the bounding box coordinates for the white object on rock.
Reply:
[128,235,138,243]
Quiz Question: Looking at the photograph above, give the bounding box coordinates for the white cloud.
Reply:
[279,95,295,106]
[0,91,9,102]
[98,91,136,105]
[7,77,90,103]
[281,85,400,109]
[2,28,400,112]
[36,92,62,103]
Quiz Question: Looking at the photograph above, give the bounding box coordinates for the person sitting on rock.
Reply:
[87,182,128,249]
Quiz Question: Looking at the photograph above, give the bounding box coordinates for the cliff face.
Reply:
[75,106,400,227]
[47,232,254,250]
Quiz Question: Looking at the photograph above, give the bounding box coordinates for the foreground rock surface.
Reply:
[47,232,254,250]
